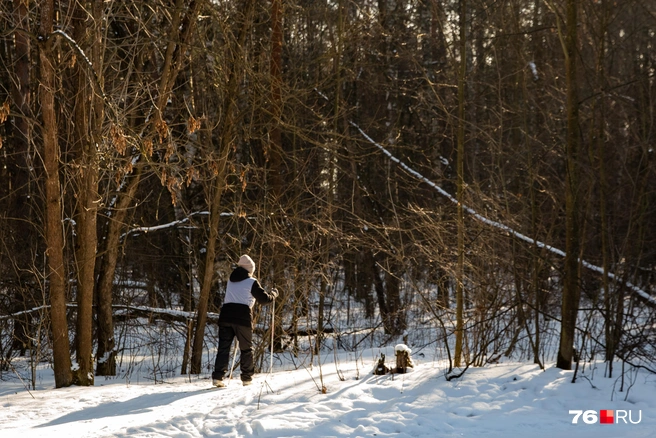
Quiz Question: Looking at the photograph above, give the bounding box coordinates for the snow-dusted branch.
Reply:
[112,304,219,322]
[0,303,219,323]
[121,211,242,239]
[121,211,209,239]
[350,121,656,306]
[50,29,119,122]
[0,305,49,321]
[51,30,104,100]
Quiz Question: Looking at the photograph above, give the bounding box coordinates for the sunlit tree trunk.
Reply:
[39,0,73,388]
[70,0,104,386]
[189,0,251,373]
[96,169,141,376]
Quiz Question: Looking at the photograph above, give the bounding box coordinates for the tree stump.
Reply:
[394,344,414,374]
[395,350,410,373]
[373,353,390,375]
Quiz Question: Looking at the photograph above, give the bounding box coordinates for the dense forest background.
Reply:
[0,0,654,388]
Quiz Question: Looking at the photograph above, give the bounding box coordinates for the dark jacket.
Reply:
[218,267,276,328]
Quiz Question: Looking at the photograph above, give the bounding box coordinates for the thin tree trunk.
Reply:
[269,0,286,353]
[94,0,200,375]
[557,0,581,371]
[386,263,404,335]
[39,0,73,388]
[95,169,141,376]
[190,171,226,374]
[595,0,613,370]
[373,259,391,334]
[9,0,36,354]
[269,0,284,196]
[189,0,253,374]
[70,0,103,386]
[454,0,467,368]
[10,0,32,220]
[524,9,543,366]
[316,275,326,354]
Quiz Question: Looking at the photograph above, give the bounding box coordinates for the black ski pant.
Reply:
[212,323,254,382]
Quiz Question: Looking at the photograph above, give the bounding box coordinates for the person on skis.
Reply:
[212,254,277,387]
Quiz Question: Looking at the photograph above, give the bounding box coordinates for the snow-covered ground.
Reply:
[2,347,654,438]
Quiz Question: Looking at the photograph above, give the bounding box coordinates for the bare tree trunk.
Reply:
[454,0,467,368]
[189,0,252,374]
[372,256,391,333]
[10,0,32,219]
[190,154,230,373]
[69,0,103,386]
[268,0,286,353]
[387,262,405,334]
[269,0,284,196]
[315,274,326,354]
[95,170,141,376]
[39,0,72,388]
[557,0,581,371]
[93,0,201,375]
[156,0,202,371]
[9,0,37,355]
[190,180,220,374]
[373,259,405,336]
[595,0,613,371]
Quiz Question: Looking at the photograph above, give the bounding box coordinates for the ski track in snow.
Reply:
[2,353,655,438]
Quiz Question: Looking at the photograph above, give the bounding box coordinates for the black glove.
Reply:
[271,288,278,299]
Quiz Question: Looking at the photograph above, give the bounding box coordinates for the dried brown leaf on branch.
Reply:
[185,167,199,186]
[209,161,219,177]
[0,100,9,123]
[164,142,175,162]
[110,124,127,155]
[167,176,181,206]
[143,139,154,157]
[155,119,169,143]
[187,116,201,134]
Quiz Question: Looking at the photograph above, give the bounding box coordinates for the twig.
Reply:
[256,379,275,410]
[579,374,597,390]
[9,362,36,399]
[445,363,470,381]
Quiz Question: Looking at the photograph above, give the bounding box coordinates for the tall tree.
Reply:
[189,0,251,374]
[557,0,582,371]
[38,0,73,388]
[7,0,38,357]
[454,0,468,368]
[69,0,104,386]
[591,0,614,373]
[268,0,286,352]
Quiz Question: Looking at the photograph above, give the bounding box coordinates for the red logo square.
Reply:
[600,410,614,424]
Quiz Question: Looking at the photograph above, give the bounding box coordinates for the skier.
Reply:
[212,254,277,387]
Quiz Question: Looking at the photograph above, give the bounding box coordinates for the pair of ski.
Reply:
[207,379,253,390]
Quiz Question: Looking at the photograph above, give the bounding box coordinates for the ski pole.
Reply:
[228,340,238,381]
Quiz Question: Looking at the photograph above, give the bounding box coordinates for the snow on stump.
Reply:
[394,344,414,374]
[372,345,415,375]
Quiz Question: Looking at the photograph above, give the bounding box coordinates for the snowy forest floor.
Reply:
[1,345,655,438]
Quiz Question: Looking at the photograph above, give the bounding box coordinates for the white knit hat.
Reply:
[237,254,255,274]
